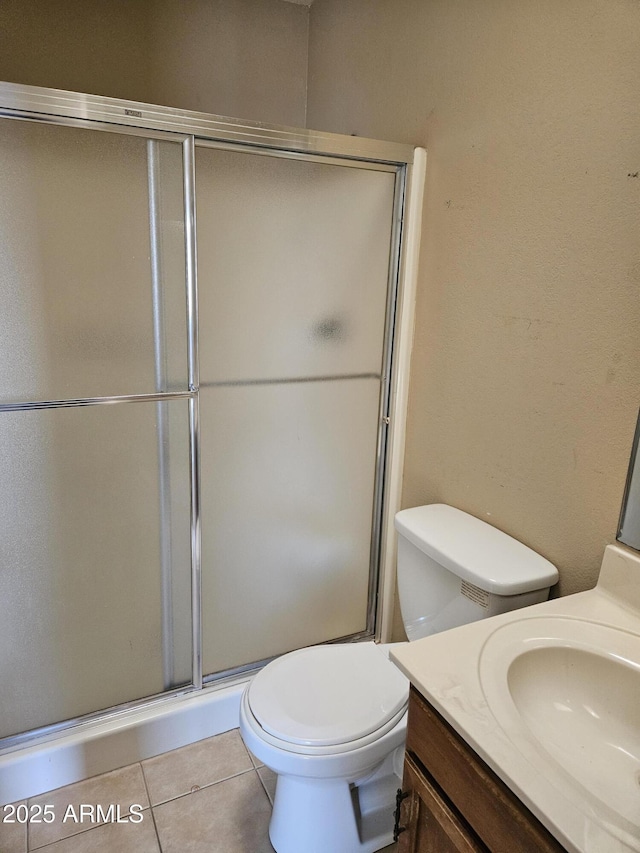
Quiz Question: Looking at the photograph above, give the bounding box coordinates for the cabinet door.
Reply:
[398,755,488,853]
[405,688,566,852]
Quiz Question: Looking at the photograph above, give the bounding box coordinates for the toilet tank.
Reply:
[394,504,558,641]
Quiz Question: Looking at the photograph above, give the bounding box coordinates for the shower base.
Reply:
[0,680,246,804]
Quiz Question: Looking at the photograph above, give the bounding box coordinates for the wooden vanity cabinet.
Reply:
[396,687,566,853]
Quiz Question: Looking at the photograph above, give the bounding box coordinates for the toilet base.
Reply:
[269,750,401,853]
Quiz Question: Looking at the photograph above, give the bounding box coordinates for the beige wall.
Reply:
[308,0,640,606]
[0,1,153,103]
[0,0,309,126]
[2,0,639,608]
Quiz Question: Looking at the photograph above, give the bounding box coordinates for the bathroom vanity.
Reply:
[390,543,640,853]
[395,687,564,852]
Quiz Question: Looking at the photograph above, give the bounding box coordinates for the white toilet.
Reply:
[239,504,558,853]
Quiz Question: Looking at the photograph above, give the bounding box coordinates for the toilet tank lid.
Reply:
[394,504,558,595]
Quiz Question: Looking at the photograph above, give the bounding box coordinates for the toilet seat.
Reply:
[247,643,409,752]
[239,642,410,852]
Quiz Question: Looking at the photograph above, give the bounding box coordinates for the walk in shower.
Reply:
[0,84,422,770]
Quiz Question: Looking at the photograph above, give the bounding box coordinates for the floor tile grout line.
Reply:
[28,817,117,852]
[238,737,259,768]
[26,763,153,853]
[22,731,268,852]
[26,806,156,852]
[150,766,257,809]
[24,771,278,853]
[255,768,274,806]
[26,759,149,850]
[140,761,163,853]
[248,751,265,770]
[242,738,264,771]
[27,760,141,802]
[148,768,274,853]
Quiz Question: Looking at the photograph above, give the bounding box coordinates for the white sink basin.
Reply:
[479,617,640,847]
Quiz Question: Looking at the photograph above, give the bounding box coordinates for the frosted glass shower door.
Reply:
[0,119,193,740]
[196,145,397,674]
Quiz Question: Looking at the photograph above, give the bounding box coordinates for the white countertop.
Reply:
[390,544,640,853]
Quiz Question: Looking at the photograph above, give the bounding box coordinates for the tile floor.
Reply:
[0,730,399,853]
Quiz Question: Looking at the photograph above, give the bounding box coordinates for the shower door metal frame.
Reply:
[193,137,409,681]
[0,82,417,748]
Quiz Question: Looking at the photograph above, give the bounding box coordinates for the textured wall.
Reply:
[307,0,640,604]
[2,0,639,608]
[146,0,308,123]
[0,0,153,103]
[0,0,309,125]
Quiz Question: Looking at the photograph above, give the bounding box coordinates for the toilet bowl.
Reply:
[240,504,559,853]
[240,643,408,853]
